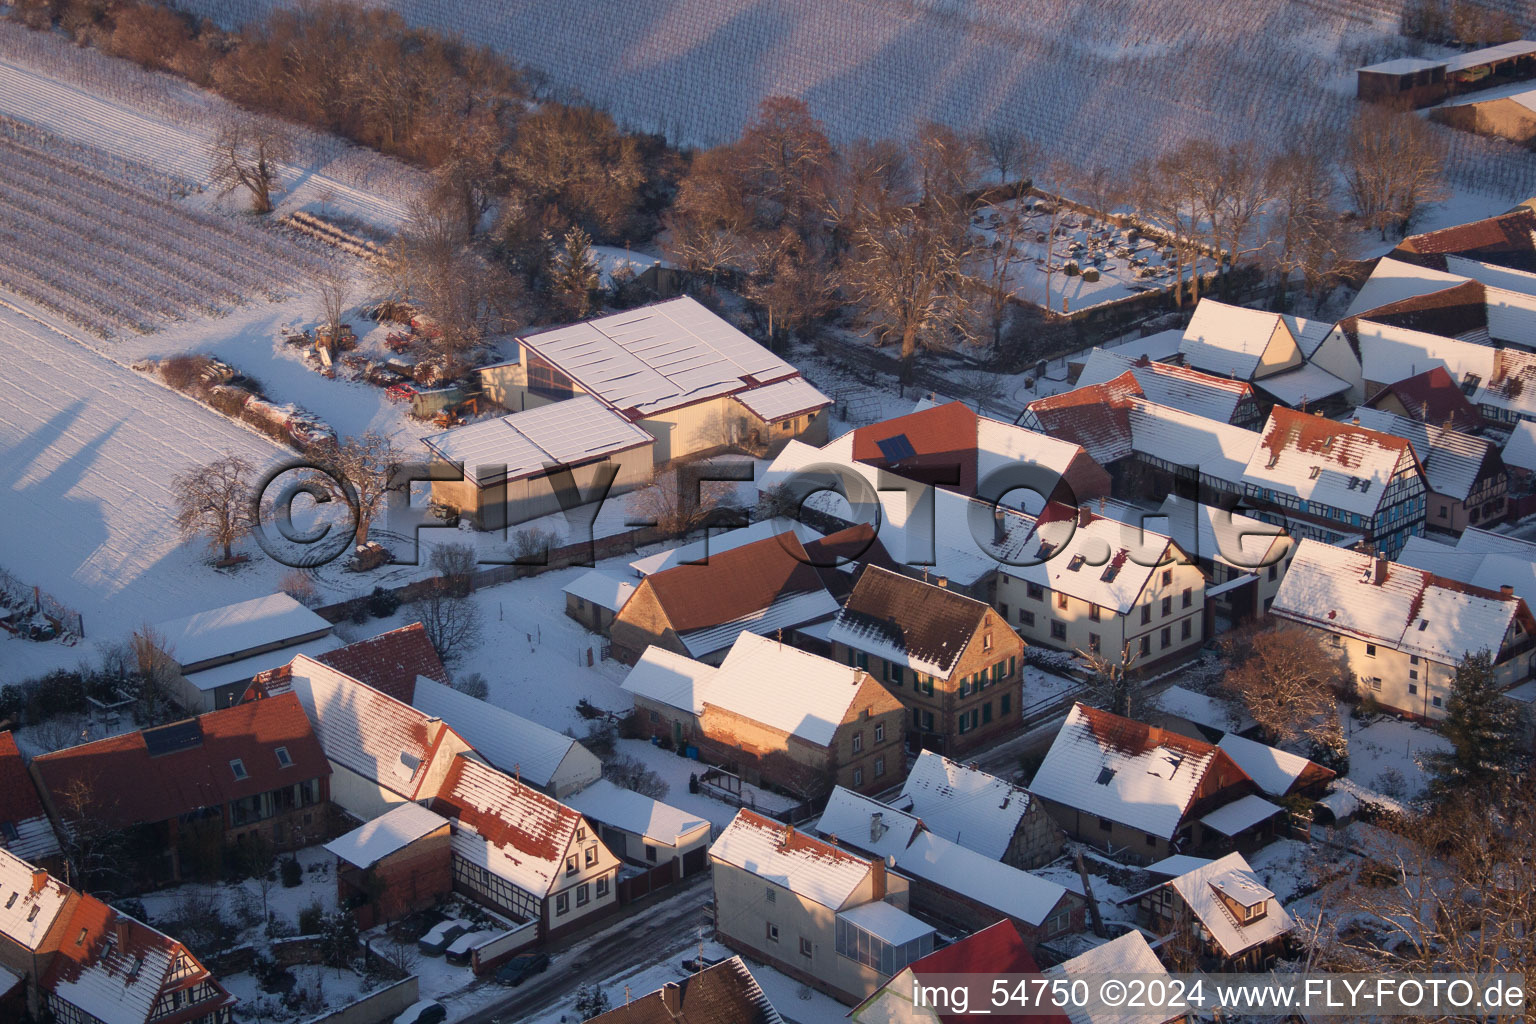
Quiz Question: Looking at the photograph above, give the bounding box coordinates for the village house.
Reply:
[423,394,657,529]
[1503,420,1536,494]
[30,694,330,886]
[1356,322,1536,428]
[322,801,453,928]
[991,502,1208,666]
[895,750,1061,868]
[1047,930,1187,1024]
[1357,41,1536,108]
[281,655,474,821]
[1020,373,1142,468]
[1152,496,1292,622]
[1399,527,1536,610]
[0,732,61,871]
[1269,539,1536,721]
[1124,852,1294,971]
[479,297,831,460]
[851,920,1071,1024]
[1391,205,1536,276]
[562,570,636,636]
[151,592,339,712]
[0,848,234,1024]
[1239,407,1428,558]
[623,632,907,798]
[1029,704,1271,863]
[1363,365,1485,433]
[1177,300,1352,414]
[826,566,1026,755]
[1214,735,1336,800]
[709,809,931,1005]
[587,956,784,1024]
[1076,347,1262,428]
[609,530,841,665]
[1351,407,1507,532]
[809,785,1080,951]
[430,755,623,940]
[565,779,713,878]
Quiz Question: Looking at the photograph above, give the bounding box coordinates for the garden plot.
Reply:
[0,119,332,339]
[975,201,1217,313]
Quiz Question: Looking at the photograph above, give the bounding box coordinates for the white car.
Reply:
[445,928,499,965]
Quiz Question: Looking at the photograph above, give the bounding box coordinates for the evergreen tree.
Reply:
[1425,649,1526,800]
[551,226,602,319]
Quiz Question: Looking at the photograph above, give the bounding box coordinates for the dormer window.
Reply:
[1068,554,1086,572]
[229,759,248,781]
[1096,767,1117,785]
[4,892,15,909]
[27,906,40,922]
[275,746,293,769]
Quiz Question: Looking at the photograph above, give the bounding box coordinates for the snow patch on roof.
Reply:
[895,831,1068,926]
[565,778,710,845]
[710,809,872,908]
[412,677,598,791]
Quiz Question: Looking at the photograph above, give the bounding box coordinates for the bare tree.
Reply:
[172,452,257,562]
[735,96,836,245]
[1218,624,1344,754]
[661,146,750,293]
[1343,107,1450,238]
[406,587,484,664]
[316,431,402,548]
[839,123,986,382]
[979,124,1035,184]
[429,541,479,598]
[627,465,746,536]
[208,115,293,215]
[316,263,352,350]
[1130,147,1207,307]
[1079,642,1138,718]
[451,671,489,701]
[55,775,127,891]
[1268,143,1352,306]
[131,623,179,721]
[978,199,1028,349]
[738,225,833,344]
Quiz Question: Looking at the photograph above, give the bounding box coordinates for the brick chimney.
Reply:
[936,576,948,588]
[660,981,682,1015]
[993,506,1007,545]
[1373,556,1388,585]
[1501,584,1515,596]
[870,812,885,842]
[869,857,887,901]
[30,869,47,893]
[113,917,130,949]
[1078,505,1092,528]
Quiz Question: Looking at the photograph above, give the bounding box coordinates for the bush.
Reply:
[367,586,400,618]
[160,353,213,392]
[430,542,478,598]
[281,857,303,888]
[297,900,326,935]
[452,672,488,701]
[349,599,369,624]
[280,570,321,608]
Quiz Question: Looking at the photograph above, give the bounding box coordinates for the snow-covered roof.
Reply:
[1243,407,1415,518]
[895,831,1069,927]
[703,632,886,747]
[1155,495,1287,573]
[517,297,803,418]
[1049,931,1175,1024]
[1357,56,1445,74]
[710,809,873,909]
[1271,540,1523,662]
[975,415,1088,483]
[422,395,653,484]
[1444,39,1536,73]
[898,751,1033,861]
[621,646,719,716]
[1151,685,1255,735]
[1445,253,1536,298]
[678,589,841,659]
[826,566,994,681]
[565,779,710,846]
[0,965,17,999]
[1144,854,1212,877]
[435,756,583,897]
[1078,349,1252,424]
[588,244,662,288]
[1400,532,1536,611]
[182,634,343,693]
[0,848,72,950]
[412,677,599,792]
[1179,302,1294,380]
[324,801,450,869]
[1216,734,1330,797]
[285,655,446,799]
[153,592,331,670]
[1351,407,1491,501]
[1166,852,1293,958]
[1346,257,1470,318]
[1355,319,1495,388]
[628,519,825,577]
[1252,361,1350,406]
[561,570,636,613]
[1502,419,1536,473]
[837,900,934,946]
[1128,399,1259,487]
[733,375,831,422]
[1030,704,1237,839]
[810,786,921,863]
[998,503,1178,615]
[1198,793,1283,836]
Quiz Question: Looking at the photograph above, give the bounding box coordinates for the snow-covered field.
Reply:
[0,21,422,230]
[178,0,1535,200]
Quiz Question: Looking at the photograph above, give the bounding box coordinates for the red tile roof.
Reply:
[852,402,979,494]
[1397,209,1536,259]
[638,532,832,634]
[1025,373,1140,464]
[1259,405,1414,466]
[31,693,329,830]
[1366,365,1485,432]
[0,732,48,827]
[1352,279,1489,338]
[900,921,1068,1024]
[1075,703,1224,764]
[315,622,449,703]
[430,756,581,893]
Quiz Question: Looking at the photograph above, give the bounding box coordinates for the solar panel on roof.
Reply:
[876,434,917,462]
[143,720,202,757]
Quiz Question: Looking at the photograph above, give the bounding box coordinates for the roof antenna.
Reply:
[513,763,520,784]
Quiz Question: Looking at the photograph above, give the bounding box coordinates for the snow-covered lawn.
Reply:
[138,845,338,939]
[1341,709,1451,803]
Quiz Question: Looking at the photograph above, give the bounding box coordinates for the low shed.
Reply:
[325,801,453,927]
[565,779,713,876]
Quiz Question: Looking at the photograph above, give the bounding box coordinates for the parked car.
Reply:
[445,929,499,965]
[495,952,551,986]
[417,919,470,957]
[394,1001,447,1024]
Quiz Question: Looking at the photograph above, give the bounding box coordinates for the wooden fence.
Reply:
[618,860,680,904]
